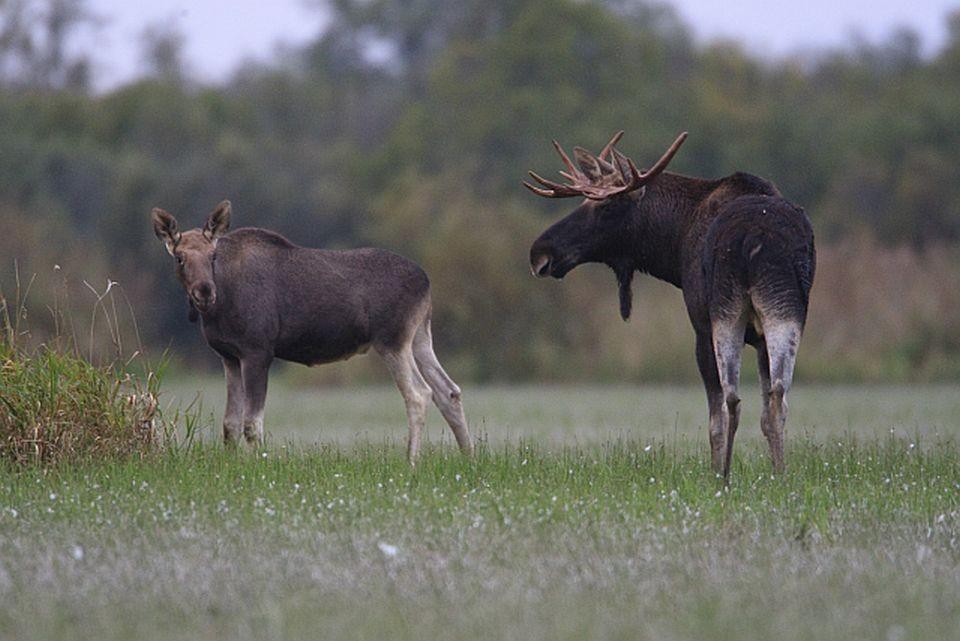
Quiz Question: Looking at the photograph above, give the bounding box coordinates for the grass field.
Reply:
[1,382,959,640]
[165,378,960,446]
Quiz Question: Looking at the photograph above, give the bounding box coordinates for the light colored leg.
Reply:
[756,337,771,397]
[755,339,777,469]
[713,315,747,481]
[378,344,431,464]
[222,356,244,445]
[760,320,802,472]
[707,391,725,474]
[240,353,272,446]
[695,332,725,473]
[413,320,473,456]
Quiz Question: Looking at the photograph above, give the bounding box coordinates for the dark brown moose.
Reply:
[525,131,815,479]
[152,201,472,462]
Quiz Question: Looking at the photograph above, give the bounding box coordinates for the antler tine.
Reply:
[635,131,688,185]
[526,171,584,197]
[608,148,632,185]
[527,170,556,187]
[528,170,568,191]
[522,181,560,197]
[523,180,586,198]
[595,152,617,174]
[624,156,643,190]
[552,140,581,178]
[598,130,625,161]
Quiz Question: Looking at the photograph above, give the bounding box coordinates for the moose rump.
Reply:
[700,195,815,475]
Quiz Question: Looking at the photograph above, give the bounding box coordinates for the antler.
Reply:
[523,131,688,200]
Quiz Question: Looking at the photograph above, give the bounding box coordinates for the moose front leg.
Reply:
[222,355,244,445]
[240,353,272,446]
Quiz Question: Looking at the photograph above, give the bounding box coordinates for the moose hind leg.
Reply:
[695,332,725,474]
[755,338,782,472]
[712,314,747,480]
[412,320,473,455]
[755,338,776,464]
[240,353,272,446]
[222,355,244,445]
[760,320,802,472]
[378,343,432,464]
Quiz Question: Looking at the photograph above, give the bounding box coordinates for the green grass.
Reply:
[0,338,174,466]
[1,283,195,465]
[1,383,959,641]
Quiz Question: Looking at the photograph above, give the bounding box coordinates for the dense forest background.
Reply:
[1,0,959,383]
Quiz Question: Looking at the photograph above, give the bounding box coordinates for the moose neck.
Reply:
[620,174,706,286]
[605,173,718,320]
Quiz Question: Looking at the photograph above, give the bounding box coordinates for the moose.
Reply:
[524,131,815,479]
[151,201,473,462]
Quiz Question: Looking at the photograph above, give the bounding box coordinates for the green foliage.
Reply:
[0,279,199,466]
[0,337,157,465]
[1,1,959,380]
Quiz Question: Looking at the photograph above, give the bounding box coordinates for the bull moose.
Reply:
[524,131,815,479]
[151,201,473,462]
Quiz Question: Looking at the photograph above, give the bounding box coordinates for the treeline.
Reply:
[1,0,959,382]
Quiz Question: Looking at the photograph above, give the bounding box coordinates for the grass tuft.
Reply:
[0,272,199,467]
[0,339,161,465]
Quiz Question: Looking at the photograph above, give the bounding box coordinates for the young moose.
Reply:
[524,132,815,479]
[151,201,473,461]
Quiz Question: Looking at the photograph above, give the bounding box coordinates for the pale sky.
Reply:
[81,0,958,90]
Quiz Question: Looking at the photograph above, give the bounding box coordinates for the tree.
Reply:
[0,0,97,91]
[140,20,187,83]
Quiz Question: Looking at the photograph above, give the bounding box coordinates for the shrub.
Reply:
[0,278,196,466]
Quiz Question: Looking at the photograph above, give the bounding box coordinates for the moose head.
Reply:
[525,131,687,319]
[151,200,232,318]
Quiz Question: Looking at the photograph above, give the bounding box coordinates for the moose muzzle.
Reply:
[191,282,216,312]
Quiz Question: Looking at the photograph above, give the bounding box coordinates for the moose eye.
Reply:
[175,254,184,265]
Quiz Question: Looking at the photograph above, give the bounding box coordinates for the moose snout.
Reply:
[531,237,574,278]
[530,239,556,278]
[191,282,216,310]
[531,253,551,278]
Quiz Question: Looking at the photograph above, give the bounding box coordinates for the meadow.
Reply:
[2,1,959,637]
[1,380,959,641]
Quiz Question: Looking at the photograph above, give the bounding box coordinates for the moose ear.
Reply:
[151,208,180,256]
[203,200,231,242]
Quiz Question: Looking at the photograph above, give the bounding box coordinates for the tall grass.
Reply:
[0,267,201,466]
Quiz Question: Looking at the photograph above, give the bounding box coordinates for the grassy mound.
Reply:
[0,275,195,466]
[0,338,164,465]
